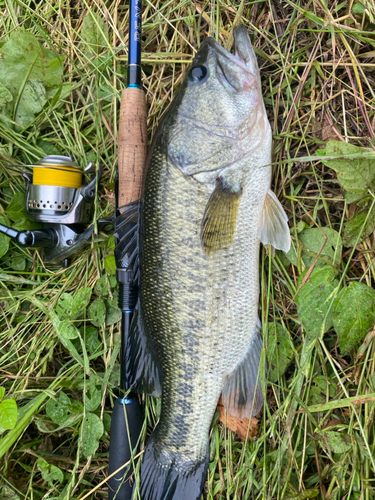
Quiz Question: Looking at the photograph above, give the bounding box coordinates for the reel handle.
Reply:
[117,87,147,209]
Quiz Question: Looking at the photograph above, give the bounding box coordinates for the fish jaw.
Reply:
[164,27,271,178]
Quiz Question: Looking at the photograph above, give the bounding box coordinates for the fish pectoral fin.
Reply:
[126,300,162,397]
[258,189,291,252]
[221,320,264,418]
[200,177,242,254]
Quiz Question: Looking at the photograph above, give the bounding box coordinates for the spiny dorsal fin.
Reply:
[201,178,242,254]
[258,189,291,252]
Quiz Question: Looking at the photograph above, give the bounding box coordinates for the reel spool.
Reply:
[23,155,100,225]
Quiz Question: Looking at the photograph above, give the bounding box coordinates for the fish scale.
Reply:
[127,26,290,500]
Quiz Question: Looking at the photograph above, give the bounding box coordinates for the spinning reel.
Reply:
[0,155,111,266]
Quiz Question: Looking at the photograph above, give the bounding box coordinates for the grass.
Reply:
[1,0,375,498]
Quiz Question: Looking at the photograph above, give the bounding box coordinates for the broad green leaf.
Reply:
[308,375,336,405]
[36,139,61,156]
[299,227,342,269]
[37,457,64,484]
[343,207,375,247]
[46,391,82,427]
[6,192,27,222]
[296,266,339,346]
[82,326,101,357]
[0,399,17,429]
[55,293,73,319]
[104,255,116,275]
[105,305,121,326]
[59,319,79,339]
[0,485,20,500]
[9,255,26,271]
[0,82,12,107]
[95,275,110,296]
[320,141,375,198]
[81,13,107,54]
[0,31,63,129]
[267,322,294,382]
[88,298,106,327]
[0,392,48,459]
[352,1,366,15]
[81,412,104,457]
[0,216,11,258]
[322,431,352,454]
[333,281,375,354]
[71,287,92,318]
[84,376,101,412]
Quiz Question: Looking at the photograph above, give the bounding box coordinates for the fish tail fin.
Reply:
[139,434,209,500]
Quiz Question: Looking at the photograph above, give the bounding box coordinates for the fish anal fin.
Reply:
[201,177,242,254]
[258,189,291,252]
[221,321,264,419]
[126,301,161,397]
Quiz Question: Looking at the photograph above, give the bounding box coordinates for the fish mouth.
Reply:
[205,26,258,91]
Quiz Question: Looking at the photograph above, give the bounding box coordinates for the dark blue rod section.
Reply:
[127,0,142,87]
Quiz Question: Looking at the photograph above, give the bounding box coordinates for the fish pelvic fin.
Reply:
[126,300,162,397]
[139,434,209,500]
[259,189,291,252]
[201,177,242,254]
[221,319,265,418]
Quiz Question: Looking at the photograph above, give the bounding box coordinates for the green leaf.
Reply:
[36,139,61,156]
[343,207,375,247]
[84,376,101,412]
[296,266,339,344]
[322,431,352,454]
[0,392,48,459]
[71,287,92,319]
[0,31,63,130]
[0,399,17,429]
[95,275,110,296]
[0,216,11,258]
[0,82,13,107]
[81,13,107,55]
[82,326,101,357]
[81,412,104,457]
[299,227,342,269]
[6,192,27,222]
[333,281,375,354]
[267,322,294,382]
[0,485,20,500]
[46,392,82,427]
[353,1,366,15]
[37,457,64,485]
[88,298,106,327]
[320,141,375,199]
[0,387,5,401]
[59,319,79,339]
[104,255,116,275]
[9,255,26,271]
[55,293,73,319]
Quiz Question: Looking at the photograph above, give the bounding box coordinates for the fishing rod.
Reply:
[108,0,147,498]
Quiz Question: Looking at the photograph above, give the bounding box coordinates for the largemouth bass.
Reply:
[126,26,290,500]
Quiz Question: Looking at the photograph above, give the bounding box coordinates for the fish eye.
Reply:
[189,65,208,82]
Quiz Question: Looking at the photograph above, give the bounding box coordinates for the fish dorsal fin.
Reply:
[221,320,264,418]
[201,177,242,254]
[126,300,162,397]
[259,189,291,252]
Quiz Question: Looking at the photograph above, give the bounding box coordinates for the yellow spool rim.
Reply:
[33,165,82,188]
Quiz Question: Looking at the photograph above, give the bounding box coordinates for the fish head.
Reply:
[165,26,271,177]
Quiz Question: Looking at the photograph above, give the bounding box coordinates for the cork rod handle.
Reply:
[118,87,148,208]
